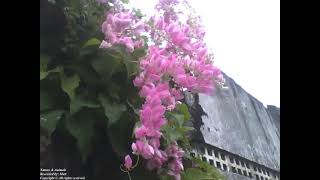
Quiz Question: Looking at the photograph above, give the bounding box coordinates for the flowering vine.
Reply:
[40,0,226,179]
[99,0,224,179]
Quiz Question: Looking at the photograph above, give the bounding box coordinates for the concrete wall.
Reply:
[224,172,253,180]
[188,73,280,171]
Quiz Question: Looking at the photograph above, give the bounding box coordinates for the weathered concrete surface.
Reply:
[223,171,253,180]
[267,105,280,137]
[190,72,280,171]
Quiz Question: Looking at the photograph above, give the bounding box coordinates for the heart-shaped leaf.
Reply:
[40,110,64,135]
[98,94,127,127]
[60,73,80,100]
[70,95,100,115]
[40,90,54,111]
[66,112,95,162]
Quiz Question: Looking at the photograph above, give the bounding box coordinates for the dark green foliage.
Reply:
[40,0,225,179]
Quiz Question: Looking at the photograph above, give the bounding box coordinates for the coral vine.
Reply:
[99,0,224,179]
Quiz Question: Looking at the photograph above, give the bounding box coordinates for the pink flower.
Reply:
[134,39,145,48]
[165,143,185,180]
[140,105,166,129]
[131,140,155,159]
[133,75,144,87]
[124,155,133,169]
[134,125,161,138]
[146,150,168,170]
[99,40,112,49]
[100,11,148,52]
[118,37,134,52]
[171,88,184,100]
[112,0,224,177]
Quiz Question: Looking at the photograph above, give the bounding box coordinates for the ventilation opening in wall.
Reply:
[229,157,234,163]
[254,166,257,172]
[248,172,252,178]
[214,150,219,158]
[246,162,250,168]
[256,174,260,180]
[241,161,245,167]
[235,159,240,165]
[220,153,225,161]
[208,149,212,156]
[200,147,205,154]
[258,168,262,173]
[209,159,214,166]
[243,170,247,176]
[216,161,221,169]
[223,164,227,171]
[231,166,237,173]
[260,175,263,180]
[237,168,242,175]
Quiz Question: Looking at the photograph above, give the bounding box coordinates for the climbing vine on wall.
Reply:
[40,0,225,179]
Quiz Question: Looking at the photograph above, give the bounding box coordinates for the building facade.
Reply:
[186,73,280,180]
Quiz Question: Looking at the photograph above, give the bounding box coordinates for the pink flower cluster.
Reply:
[99,0,224,179]
[100,10,146,52]
[130,2,222,179]
[166,143,185,180]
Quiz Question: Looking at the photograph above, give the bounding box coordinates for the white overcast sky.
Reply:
[130,0,280,107]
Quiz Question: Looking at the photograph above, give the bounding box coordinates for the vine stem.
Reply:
[120,154,140,180]
[127,172,132,180]
[131,155,140,169]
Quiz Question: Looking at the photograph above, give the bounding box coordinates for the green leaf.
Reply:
[174,114,185,127]
[98,94,127,127]
[188,158,226,180]
[107,113,132,157]
[66,112,95,162]
[70,0,81,12]
[40,71,49,80]
[80,38,102,57]
[133,8,144,18]
[113,45,139,77]
[167,112,184,127]
[60,73,80,100]
[177,126,195,133]
[182,168,215,180]
[71,63,102,86]
[40,54,50,71]
[121,0,129,4]
[49,66,62,73]
[41,66,62,80]
[177,103,191,122]
[82,38,101,48]
[40,54,50,80]
[40,110,64,135]
[132,48,147,59]
[107,82,121,100]
[160,175,174,180]
[40,90,54,111]
[91,54,122,82]
[123,56,138,77]
[161,124,183,144]
[162,110,194,146]
[70,95,100,115]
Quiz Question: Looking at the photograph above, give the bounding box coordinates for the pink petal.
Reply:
[124,155,132,169]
